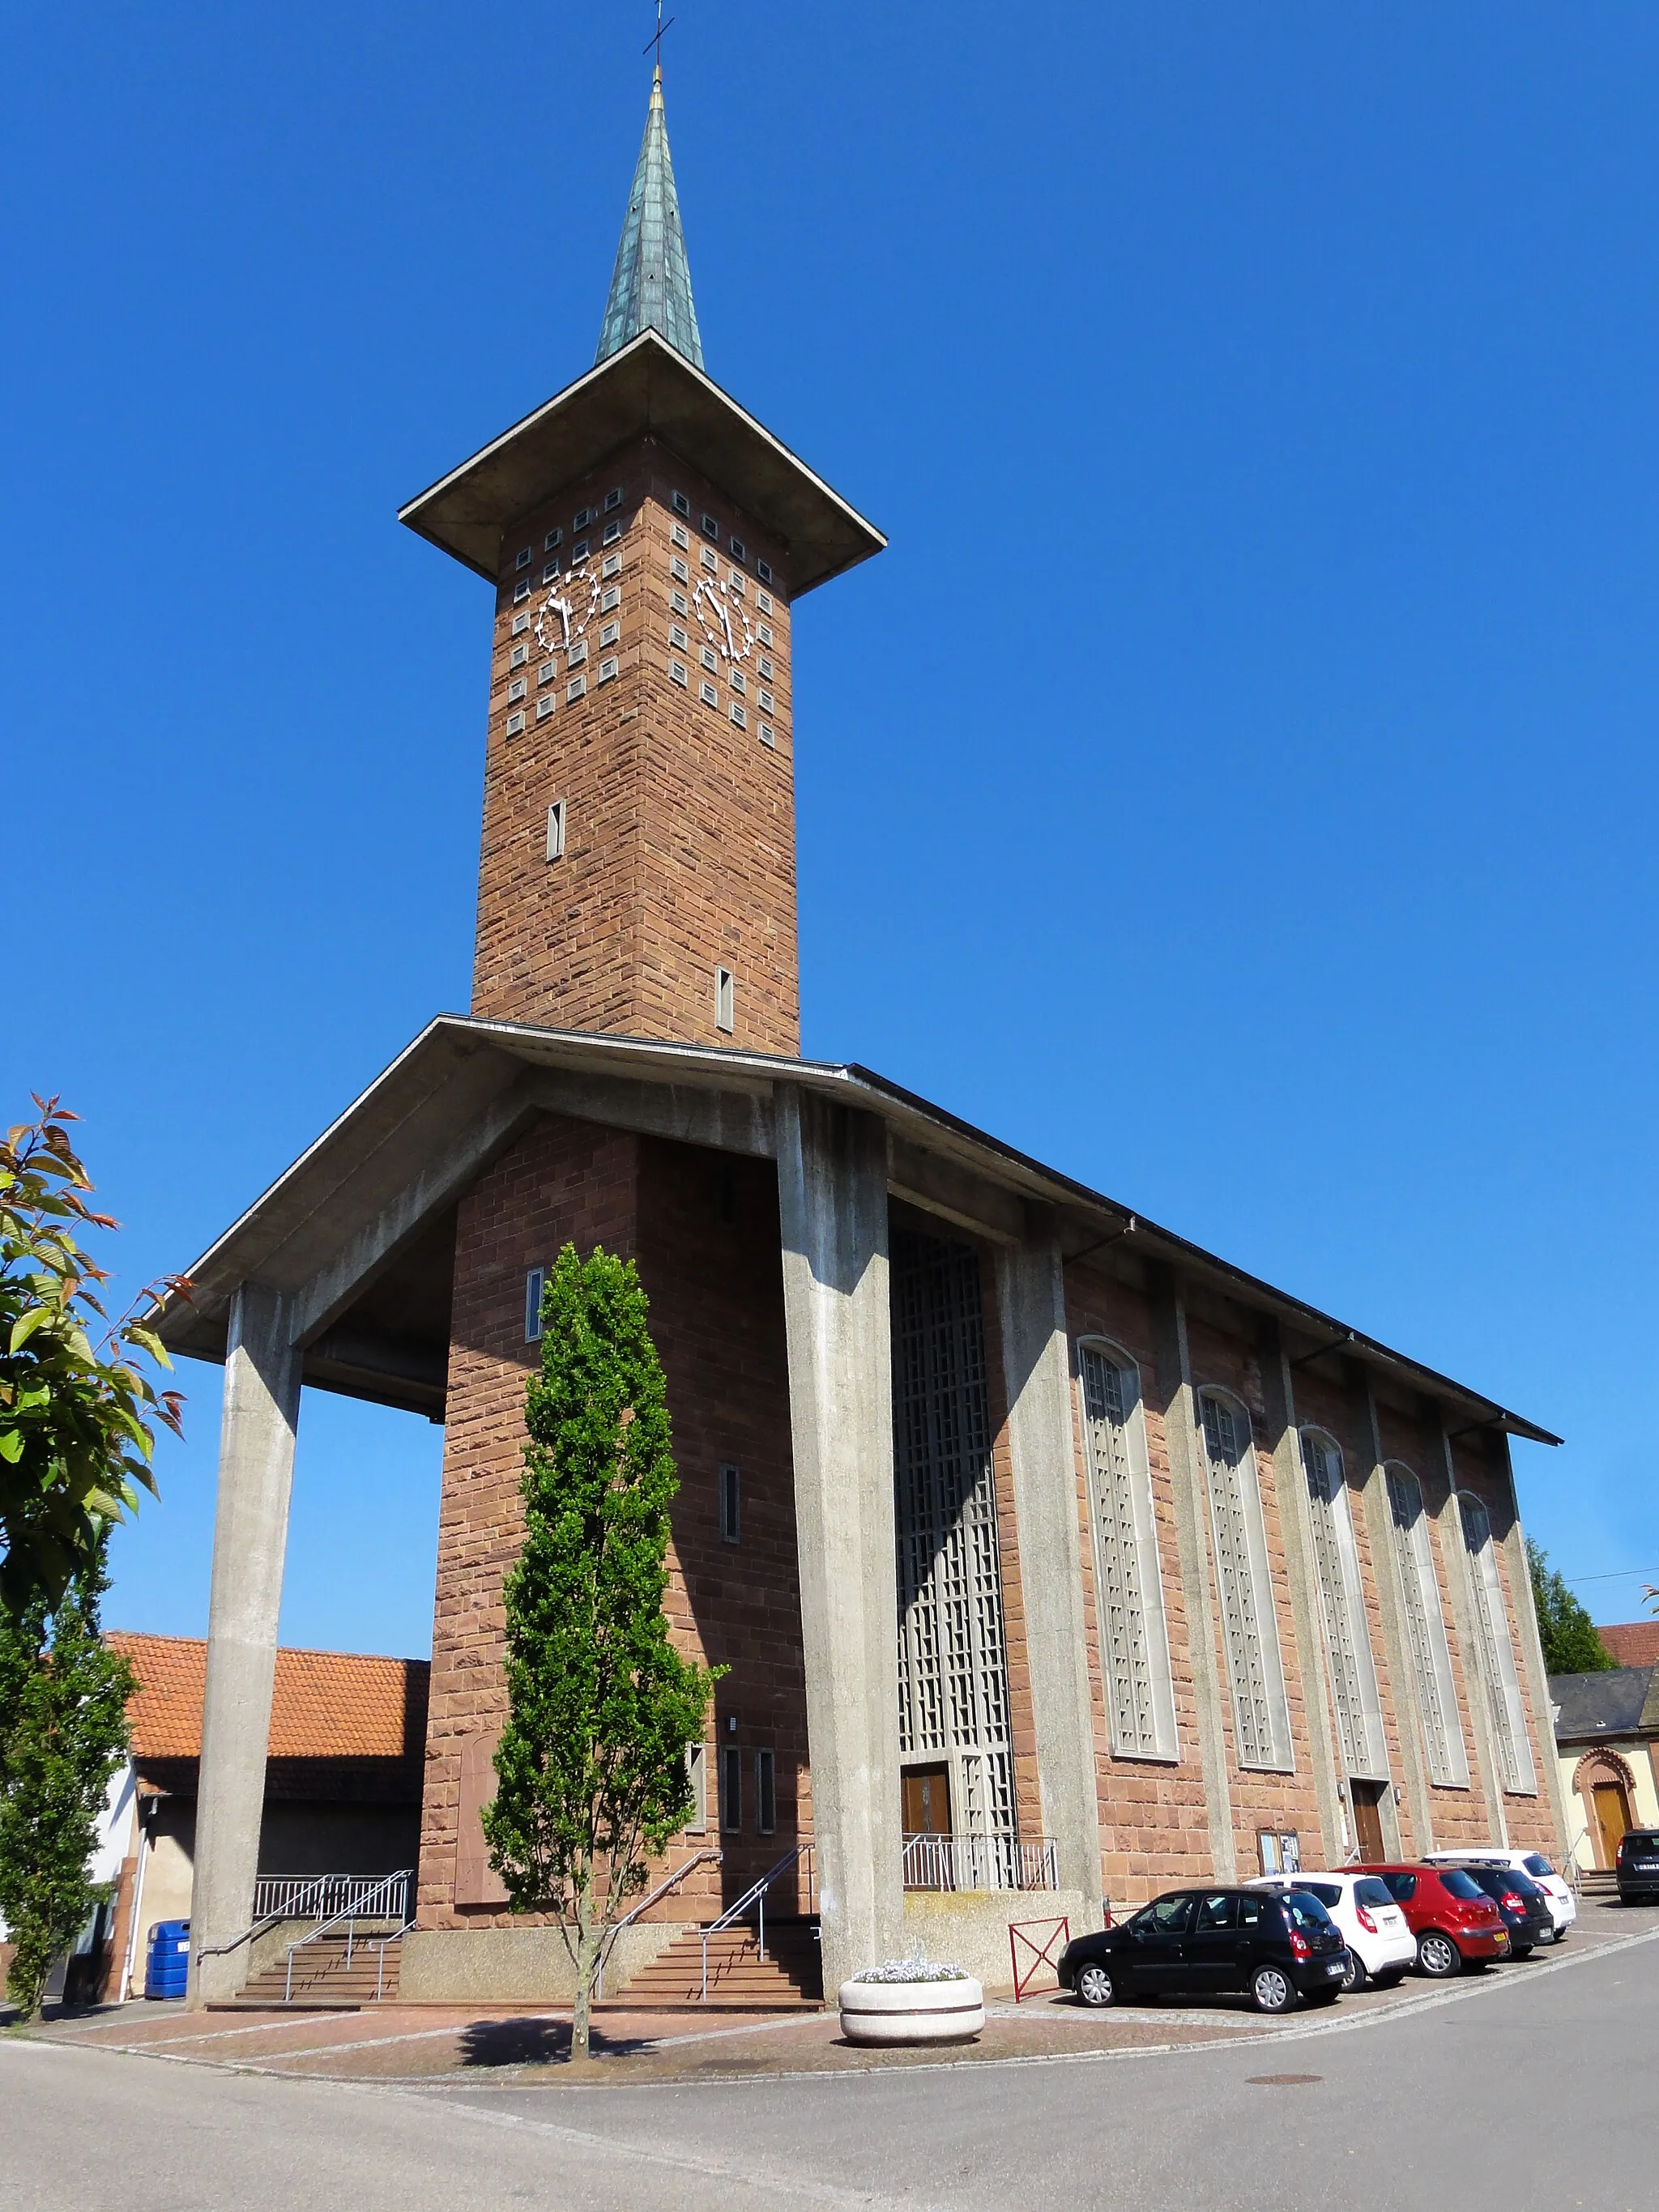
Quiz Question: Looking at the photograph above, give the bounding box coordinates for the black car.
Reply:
[1617,1828,1659,1903]
[1059,1886,1350,2015]
[1459,1863,1553,1957]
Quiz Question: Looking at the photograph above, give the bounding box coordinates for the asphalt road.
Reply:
[6,1932,1654,2212]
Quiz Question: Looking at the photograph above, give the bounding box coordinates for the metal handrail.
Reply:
[701,1843,815,2001]
[595,1848,723,2000]
[197,1872,386,1969]
[284,1869,412,2002]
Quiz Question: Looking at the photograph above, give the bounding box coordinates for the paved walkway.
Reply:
[17,1894,1659,2088]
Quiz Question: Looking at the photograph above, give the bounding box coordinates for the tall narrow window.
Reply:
[1197,1389,1292,1770]
[684,1744,707,1834]
[714,967,735,1034]
[755,1749,776,1835]
[1385,1465,1469,1787]
[1077,1340,1176,1759]
[718,1462,741,1545]
[719,1745,742,1833]
[524,1267,545,1344]
[1301,1430,1388,1780]
[1458,1492,1537,1793]
[892,1227,1015,1848]
[545,799,565,863]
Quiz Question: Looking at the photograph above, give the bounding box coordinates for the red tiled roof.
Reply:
[1599,1622,1659,1668]
[107,1632,429,1762]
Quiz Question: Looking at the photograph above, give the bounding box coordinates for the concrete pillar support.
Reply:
[1495,1434,1574,1857]
[188,1282,301,2006]
[1353,1375,1430,1855]
[995,1216,1103,1926]
[775,1086,904,1991]
[1258,1329,1347,1866]
[1147,1268,1235,1882]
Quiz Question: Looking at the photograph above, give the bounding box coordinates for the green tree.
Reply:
[482,1244,721,2063]
[1529,1538,1614,1674]
[0,1539,134,2019]
[1,1099,187,1610]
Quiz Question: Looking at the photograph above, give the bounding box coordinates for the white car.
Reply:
[1423,1849,1576,1941]
[1249,1872,1417,1991]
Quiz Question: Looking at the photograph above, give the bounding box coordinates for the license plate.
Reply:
[1327,1962,1345,1976]
[1494,1933,1508,1948]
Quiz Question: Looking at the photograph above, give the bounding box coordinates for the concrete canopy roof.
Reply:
[156,1015,1560,1447]
[397,329,886,596]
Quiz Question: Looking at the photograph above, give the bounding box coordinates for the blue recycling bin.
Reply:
[143,1919,190,1999]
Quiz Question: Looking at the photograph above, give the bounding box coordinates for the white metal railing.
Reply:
[901,1831,1058,1893]
[595,1848,723,2000]
[252,1874,399,1924]
[702,1843,816,2000]
[283,1869,412,2002]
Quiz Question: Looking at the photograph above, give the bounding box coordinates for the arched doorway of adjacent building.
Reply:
[1574,1750,1637,1869]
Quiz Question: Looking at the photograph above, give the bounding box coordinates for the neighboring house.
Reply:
[1550,1664,1659,1874]
[1597,1620,1659,1669]
[89,1635,428,2001]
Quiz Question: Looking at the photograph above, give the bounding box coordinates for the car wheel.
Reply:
[1076,1962,1117,2009]
[1341,1950,1370,1993]
[1417,1931,1461,1979]
[1252,1965,1296,2014]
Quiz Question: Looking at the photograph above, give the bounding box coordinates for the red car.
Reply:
[1368,1864,1510,1977]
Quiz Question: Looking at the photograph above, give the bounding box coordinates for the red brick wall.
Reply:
[474,439,800,1055]
[418,1116,806,1930]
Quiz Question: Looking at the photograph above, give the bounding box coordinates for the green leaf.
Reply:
[8,1306,51,1355]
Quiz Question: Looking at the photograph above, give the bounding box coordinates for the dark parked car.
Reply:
[1458,1863,1553,1958]
[1059,1886,1350,2015]
[1616,1829,1659,1903]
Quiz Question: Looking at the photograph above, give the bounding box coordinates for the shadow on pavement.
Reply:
[458,2017,655,2068]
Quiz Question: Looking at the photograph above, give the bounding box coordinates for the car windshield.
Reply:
[1520,1854,1556,1879]
[1353,1877,1393,1909]
[1439,1869,1486,1900]
[1301,1882,1343,1908]
[1619,1832,1659,1854]
[1282,1892,1335,1932]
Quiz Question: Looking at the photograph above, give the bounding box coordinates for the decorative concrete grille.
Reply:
[1302,1432,1388,1781]
[1079,1341,1176,1759]
[891,1227,1015,1839]
[1385,1467,1469,1788]
[1457,1493,1537,1794]
[1198,1391,1290,1770]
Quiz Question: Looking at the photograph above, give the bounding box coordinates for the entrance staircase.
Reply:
[610,1920,822,2010]
[235,1933,403,2009]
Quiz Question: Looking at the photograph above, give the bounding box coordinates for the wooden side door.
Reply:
[1594,1781,1631,1869]
[1351,1783,1386,1864]
[902,1765,952,1888]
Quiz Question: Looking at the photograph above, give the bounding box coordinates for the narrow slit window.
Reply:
[755,1748,775,1836]
[545,800,565,862]
[714,966,735,1033]
[525,1268,545,1342]
[720,1745,741,1833]
[719,1462,740,1544]
[684,1743,706,1833]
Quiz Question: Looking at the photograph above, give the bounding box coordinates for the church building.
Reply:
[166,70,1570,2004]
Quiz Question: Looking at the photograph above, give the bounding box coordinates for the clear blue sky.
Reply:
[6,3,1656,1654]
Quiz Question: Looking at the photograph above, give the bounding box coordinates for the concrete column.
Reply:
[1146,1268,1235,1881]
[775,1086,904,1991]
[1258,1329,1346,1867]
[1496,1434,1574,1857]
[1434,1420,1509,1848]
[188,1283,301,2005]
[1354,1375,1431,1856]
[995,1215,1103,1927]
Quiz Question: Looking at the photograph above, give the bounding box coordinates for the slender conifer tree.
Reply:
[483,1244,719,2061]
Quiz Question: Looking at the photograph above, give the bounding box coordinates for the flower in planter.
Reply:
[851,1959,972,1984]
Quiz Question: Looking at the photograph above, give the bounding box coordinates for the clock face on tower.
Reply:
[533,560,601,663]
[693,569,754,675]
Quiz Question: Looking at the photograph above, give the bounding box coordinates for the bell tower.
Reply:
[399,67,884,1055]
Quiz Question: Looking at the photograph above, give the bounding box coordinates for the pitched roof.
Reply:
[595,69,703,371]
[108,1632,428,1767]
[1597,1622,1659,1669]
[1548,1664,1657,1741]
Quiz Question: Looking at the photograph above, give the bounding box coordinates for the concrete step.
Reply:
[610,1921,822,2011]
[237,1933,403,2008]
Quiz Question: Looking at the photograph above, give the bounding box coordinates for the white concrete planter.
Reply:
[838,1975,985,2045]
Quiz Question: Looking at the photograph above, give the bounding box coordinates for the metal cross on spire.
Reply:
[645,1,676,72]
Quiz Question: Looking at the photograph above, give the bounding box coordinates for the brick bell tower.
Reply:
[399,67,884,1055]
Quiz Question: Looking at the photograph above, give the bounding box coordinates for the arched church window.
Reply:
[1384,1464,1469,1788]
[1457,1490,1537,1795]
[1196,1388,1292,1771]
[1077,1339,1176,1760]
[1301,1430,1388,1779]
